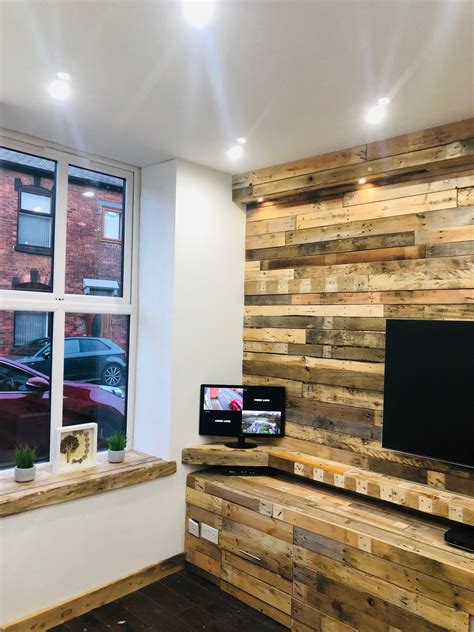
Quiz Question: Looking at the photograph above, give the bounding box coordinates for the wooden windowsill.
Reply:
[0,450,176,518]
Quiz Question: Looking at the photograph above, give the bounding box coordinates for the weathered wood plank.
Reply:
[285,206,474,247]
[261,245,425,270]
[343,169,474,206]
[294,540,474,614]
[0,451,176,518]
[296,190,457,230]
[243,327,306,343]
[252,140,474,200]
[246,232,416,262]
[244,304,385,317]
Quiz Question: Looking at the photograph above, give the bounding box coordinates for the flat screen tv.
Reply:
[382,319,473,469]
[199,384,285,449]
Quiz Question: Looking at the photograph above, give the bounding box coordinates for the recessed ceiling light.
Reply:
[82,191,95,198]
[227,145,243,160]
[358,177,367,185]
[237,137,246,144]
[377,97,390,106]
[366,104,386,124]
[57,71,71,81]
[182,0,216,28]
[33,206,42,212]
[257,197,264,203]
[48,78,71,100]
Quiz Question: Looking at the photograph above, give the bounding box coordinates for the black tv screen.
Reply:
[382,320,473,469]
[199,385,285,438]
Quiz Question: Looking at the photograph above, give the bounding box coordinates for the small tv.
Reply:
[382,320,473,469]
[199,384,285,449]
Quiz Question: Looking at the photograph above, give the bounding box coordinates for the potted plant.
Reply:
[13,445,37,483]
[107,432,127,463]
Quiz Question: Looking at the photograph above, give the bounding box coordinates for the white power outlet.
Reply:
[200,523,219,545]
[188,518,200,537]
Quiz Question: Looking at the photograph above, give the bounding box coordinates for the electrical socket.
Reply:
[188,518,200,537]
[200,523,219,545]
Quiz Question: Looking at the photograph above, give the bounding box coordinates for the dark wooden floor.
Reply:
[50,568,288,631]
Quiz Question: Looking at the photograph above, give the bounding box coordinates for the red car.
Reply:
[229,398,243,411]
[0,357,125,467]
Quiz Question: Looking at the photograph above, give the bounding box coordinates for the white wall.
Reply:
[0,160,245,625]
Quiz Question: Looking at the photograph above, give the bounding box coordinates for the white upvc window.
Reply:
[0,131,139,469]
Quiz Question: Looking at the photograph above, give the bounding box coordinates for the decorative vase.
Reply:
[14,466,36,483]
[108,449,125,463]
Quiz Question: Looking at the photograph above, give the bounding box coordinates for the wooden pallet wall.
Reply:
[239,120,474,496]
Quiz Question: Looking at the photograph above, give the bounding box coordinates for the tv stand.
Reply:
[224,435,257,450]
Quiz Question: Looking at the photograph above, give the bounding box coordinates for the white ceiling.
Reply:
[1,0,473,174]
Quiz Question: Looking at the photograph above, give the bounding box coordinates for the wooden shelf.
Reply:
[0,450,176,518]
[182,442,271,466]
[182,443,474,526]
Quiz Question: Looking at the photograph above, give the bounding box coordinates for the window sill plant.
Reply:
[14,445,37,483]
[107,432,127,463]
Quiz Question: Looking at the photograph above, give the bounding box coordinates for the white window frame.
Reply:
[0,130,140,459]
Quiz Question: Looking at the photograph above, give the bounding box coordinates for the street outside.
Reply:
[204,387,242,411]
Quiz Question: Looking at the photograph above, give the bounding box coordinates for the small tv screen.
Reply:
[199,385,285,438]
[382,320,473,469]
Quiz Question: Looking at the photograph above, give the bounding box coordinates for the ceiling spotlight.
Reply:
[366,104,386,124]
[82,190,95,198]
[182,0,216,28]
[358,177,367,185]
[377,97,390,106]
[236,137,246,144]
[227,144,244,160]
[48,78,71,100]
[257,197,264,203]
[56,71,71,81]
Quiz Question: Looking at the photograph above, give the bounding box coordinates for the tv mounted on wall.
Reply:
[199,384,285,449]
[382,319,473,469]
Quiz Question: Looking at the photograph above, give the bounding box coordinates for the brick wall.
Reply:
[0,164,127,357]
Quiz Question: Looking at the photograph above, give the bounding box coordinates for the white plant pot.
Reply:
[15,466,36,483]
[108,449,125,463]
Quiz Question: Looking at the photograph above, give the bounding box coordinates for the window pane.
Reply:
[18,213,52,248]
[0,147,56,291]
[0,310,53,468]
[66,166,125,296]
[63,313,128,448]
[14,312,48,345]
[103,209,121,241]
[20,192,51,214]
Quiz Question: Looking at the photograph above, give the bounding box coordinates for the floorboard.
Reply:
[49,568,288,631]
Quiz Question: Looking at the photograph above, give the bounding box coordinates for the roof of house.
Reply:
[0,147,124,188]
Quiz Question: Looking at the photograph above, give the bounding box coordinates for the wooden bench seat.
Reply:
[185,470,474,632]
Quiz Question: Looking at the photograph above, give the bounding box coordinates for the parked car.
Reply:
[229,398,243,411]
[7,336,127,386]
[0,357,125,464]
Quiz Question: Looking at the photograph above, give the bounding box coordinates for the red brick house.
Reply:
[0,148,128,355]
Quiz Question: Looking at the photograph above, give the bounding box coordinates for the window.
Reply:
[14,311,48,346]
[0,134,136,469]
[103,207,122,241]
[66,166,125,296]
[18,188,53,251]
[0,147,56,291]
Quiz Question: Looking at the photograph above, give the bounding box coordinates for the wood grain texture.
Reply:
[186,472,474,632]
[0,451,176,518]
[241,124,474,498]
[234,131,474,202]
